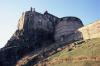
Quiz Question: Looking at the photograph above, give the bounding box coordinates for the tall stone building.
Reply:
[6,8,59,48]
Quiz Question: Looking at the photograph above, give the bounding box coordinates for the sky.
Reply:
[0,0,100,48]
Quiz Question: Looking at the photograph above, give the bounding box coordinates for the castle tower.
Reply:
[7,9,56,48]
[54,17,83,42]
[17,9,54,32]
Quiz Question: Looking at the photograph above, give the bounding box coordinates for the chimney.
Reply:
[30,7,35,12]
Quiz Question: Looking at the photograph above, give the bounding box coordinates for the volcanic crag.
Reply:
[0,8,84,66]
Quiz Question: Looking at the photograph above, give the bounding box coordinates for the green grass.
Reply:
[47,38,100,66]
[54,61,100,66]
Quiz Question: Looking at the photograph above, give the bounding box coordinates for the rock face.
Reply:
[0,8,84,66]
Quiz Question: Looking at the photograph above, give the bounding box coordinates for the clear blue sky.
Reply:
[0,0,100,48]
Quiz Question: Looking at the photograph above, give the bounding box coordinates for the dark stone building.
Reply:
[0,8,84,66]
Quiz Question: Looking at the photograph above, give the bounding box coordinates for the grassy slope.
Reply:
[47,38,100,66]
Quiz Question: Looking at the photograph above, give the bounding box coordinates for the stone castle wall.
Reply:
[18,12,25,30]
[9,8,100,47]
[54,17,83,42]
[1,8,100,66]
[18,11,54,33]
[65,20,100,42]
[77,20,100,40]
[17,9,84,43]
[16,9,100,44]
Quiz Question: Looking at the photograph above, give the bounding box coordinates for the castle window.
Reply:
[60,18,63,21]
[60,35,65,41]
[38,19,42,25]
[30,14,33,16]
[47,22,53,30]
[47,22,50,29]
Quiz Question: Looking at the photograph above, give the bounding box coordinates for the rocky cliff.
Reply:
[0,8,84,66]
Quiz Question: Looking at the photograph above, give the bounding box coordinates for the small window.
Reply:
[30,14,33,16]
[47,22,50,29]
[60,35,64,41]
[38,19,42,25]
[60,18,63,21]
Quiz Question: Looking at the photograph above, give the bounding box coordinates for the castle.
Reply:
[1,8,100,66]
[16,7,84,47]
